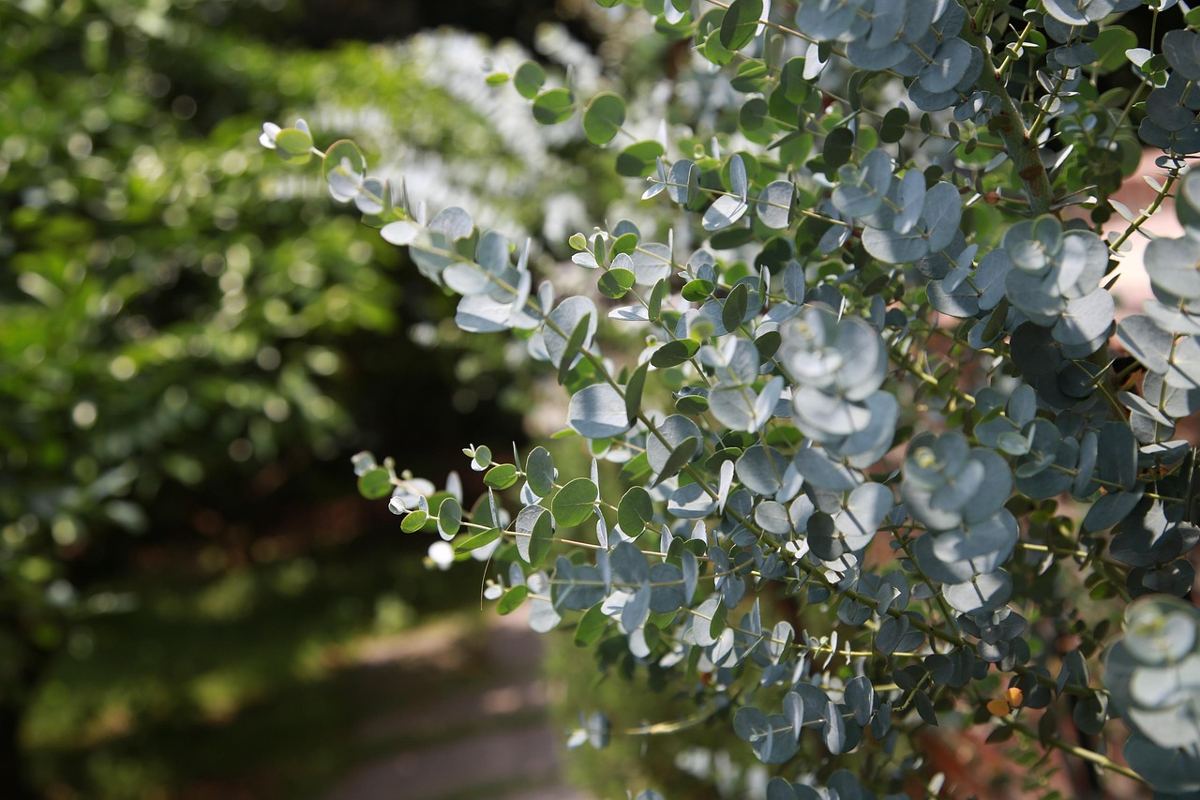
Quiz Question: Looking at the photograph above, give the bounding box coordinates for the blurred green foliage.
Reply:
[0,0,616,794]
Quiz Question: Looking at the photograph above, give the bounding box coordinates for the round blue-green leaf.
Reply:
[648,562,687,612]
[621,580,652,632]
[845,675,875,726]
[1164,29,1200,80]
[1083,487,1144,532]
[757,181,795,229]
[1053,289,1114,348]
[833,148,893,219]
[931,511,1018,564]
[525,446,555,498]
[822,700,846,754]
[1146,237,1200,300]
[1123,735,1200,794]
[709,385,757,433]
[835,482,893,548]
[429,206,475,241]
[514,61,546,99]
[354,177,387,215]
[568,383,632,439]
[324,140,366,201]
[611,540,649,586]
[918,38,973,93]
[795,0,863,40]
[755,500,792,534]
[668,160,699,206]
[1117,315,1174,374]
[668,483,717,519]
[767,778,798,800]
[963,450,1014,524]
[529,581,561,632]
[553,478,598,528]
[532,88,574,125]
[545,297,597,370]
[735,707,798,764]
[793,447,860,490]
[1042,0,1091,25]
[913,531,981,584]
[783,261,806,303]
[943,569,1013,613]
[1167,335,1200,394]
[703,195,749,231]
[736,445,788,496]
[380,220,420,247]
[437,496,462,538]
[922,181,962,252]
[793,388,872,438]
[862,226,928,264]
[583,92,627,145]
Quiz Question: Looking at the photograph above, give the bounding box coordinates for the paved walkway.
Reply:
[328,612,592,800]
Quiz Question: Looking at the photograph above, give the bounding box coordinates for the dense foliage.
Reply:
[290,0,1200,796]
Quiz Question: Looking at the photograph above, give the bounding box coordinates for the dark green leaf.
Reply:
[583,92,627,145]
[553,477,599,527]
[575,603,608,646]
[401,510,429,533]
[455,526,502,553]
[617,141,665,178]
[559,312,594,384]
[720,0,763,50]
[437,497,462,538]
[618,486,655,537]
[484,463,519,490]
[357,467,392,499]
[498,584,528,615]
[598,267,636,299]
[526,446,555,497]
[532,88,574,125]
[514,61,546,99]
[722,283,749,332]
[625,361,650,425]
[682,279,715,301]
[529,508,555,567]
[651,339,700,368]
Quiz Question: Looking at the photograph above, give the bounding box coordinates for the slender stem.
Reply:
[1006,720,1148,785]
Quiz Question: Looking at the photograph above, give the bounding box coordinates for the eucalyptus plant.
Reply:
[264,0,1200,796]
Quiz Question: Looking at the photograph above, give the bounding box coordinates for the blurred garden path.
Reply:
[328,611,592,800]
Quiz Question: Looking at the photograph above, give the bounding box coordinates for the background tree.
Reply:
[1,0,618,794]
